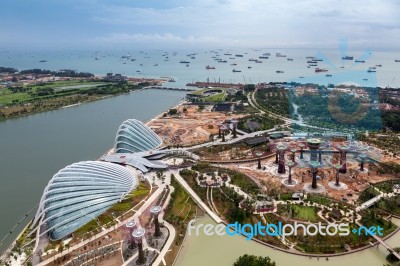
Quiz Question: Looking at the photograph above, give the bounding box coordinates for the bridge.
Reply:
[356,221,400,260]
[146,86,195,91]
[173,171,222,224]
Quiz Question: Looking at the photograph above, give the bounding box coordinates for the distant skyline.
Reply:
[1,0,399,50]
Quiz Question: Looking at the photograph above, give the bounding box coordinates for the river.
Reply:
[175,215,400,266]
[0,89,186,253]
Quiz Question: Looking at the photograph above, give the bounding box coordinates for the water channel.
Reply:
[175,215,400,266]
[0,89,186,253]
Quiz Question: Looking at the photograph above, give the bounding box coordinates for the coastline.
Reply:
[0,95,113,123]
[0,93,186,259]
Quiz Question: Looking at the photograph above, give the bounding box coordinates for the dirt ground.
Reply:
[225,156,394,204]
[148,105,244,146]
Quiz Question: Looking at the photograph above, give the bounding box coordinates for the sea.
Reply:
[0,48,399,88]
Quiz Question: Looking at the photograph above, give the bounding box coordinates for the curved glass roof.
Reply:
[32,161,137,240]
[115,119,162,154]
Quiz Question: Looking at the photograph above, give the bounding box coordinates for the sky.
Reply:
[1,0,399,50]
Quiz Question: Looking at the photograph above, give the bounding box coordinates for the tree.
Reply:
[386,247,400,263]
[168,108,178,115]
[233,254,276,266]
[244,84,256,92]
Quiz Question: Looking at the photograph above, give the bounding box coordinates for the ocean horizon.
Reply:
[1,47,399,88]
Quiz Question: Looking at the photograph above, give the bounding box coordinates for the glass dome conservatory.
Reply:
[115,119,162,154]
[32,161,137,240]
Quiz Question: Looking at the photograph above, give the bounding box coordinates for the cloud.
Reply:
[1,0,399,49]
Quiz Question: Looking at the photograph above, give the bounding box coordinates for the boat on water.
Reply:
[224,53,232,55]
[235,54,243,57]
[307,60,317,64]
[376,64,382,67]
[248,66,252,69]
[287,58,293,61]
[229,57,236,59]
[218,60,227,63]
[367,69,376,72]
[153,64,158,66]
[325,74,332,77]
[314,58,323,61]
[255,60,262,63]
[206,65,216,70]
[395,60,400,62]
[180,60,190,63]
[276,70,284,73]
[232,69,241,72]
[355,60,365,63]
[309,64,318,67]
[299,76,304,78]
[315,67,328,72]
[342,56,353,60]
[39,60,47,63]
[363,78,368,81]
[263,52,271,56]
[95,57,100,60]
[259,56,269,59]
[169,78,176,82]
[231,63,237,66]
[186,64,189,67]
[248,58,257,61]
[276,53,286,57]
[131,58,136,61]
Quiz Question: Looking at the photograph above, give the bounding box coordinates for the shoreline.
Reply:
[0,93,186,258]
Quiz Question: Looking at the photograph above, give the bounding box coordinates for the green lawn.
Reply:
[0,80,105,105]
[291,205,319,221]
[0,90,31,104]
[278,204,319,222]
[165,175,197,222]
[202,92,226,102]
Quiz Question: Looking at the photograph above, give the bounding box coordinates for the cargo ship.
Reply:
[342,56,353,60]
[315,67,328,72]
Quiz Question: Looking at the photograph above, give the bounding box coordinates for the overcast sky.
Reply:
[1,0,399,50]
